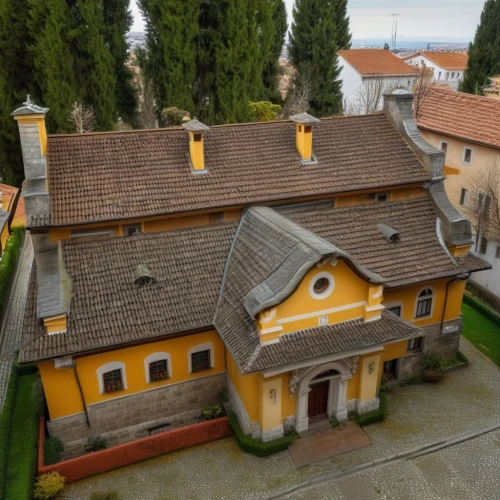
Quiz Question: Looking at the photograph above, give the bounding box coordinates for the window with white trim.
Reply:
[388,305,402,317]
[407,337,423,352]
[415,289,433,318]
[97,361,127,394]
[459,188,468,206]
[188,343,214,374]
[124,224,141,236]
[144,352,172,383]
[462,147,473,165]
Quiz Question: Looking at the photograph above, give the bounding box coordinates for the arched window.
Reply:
[96,361,127,394]
[415,289,433,318]
[144,352,172,383]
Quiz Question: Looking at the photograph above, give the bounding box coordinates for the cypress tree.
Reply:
[289,0,343,117]
[28,0,80,133]
[103,0,137,124]
[0,0,35,184]
[73,0,117,131]
[459,0,500,94]
[333,0,351,50]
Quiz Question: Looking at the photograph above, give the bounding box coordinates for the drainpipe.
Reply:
[70,361,90,426]
[441,272,471,331]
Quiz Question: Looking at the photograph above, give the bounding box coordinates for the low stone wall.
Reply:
[48,372,226,459]
[422,318,462,359]
[39,416,232,483]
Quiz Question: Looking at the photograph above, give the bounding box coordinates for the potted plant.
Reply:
[422,352,444,382]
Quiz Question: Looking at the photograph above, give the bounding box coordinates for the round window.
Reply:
[313,277,330,294]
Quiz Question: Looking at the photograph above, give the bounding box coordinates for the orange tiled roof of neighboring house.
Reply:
[0,183,25,228]
[12,195,25,228]
[338,49,417,76]
[417,86,500,150]
[419,51,468,70]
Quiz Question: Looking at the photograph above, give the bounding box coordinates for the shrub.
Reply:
[43,438,64,466]
[456,351,469,364]
[202,404,223,420]
[422,352,444,372]
[33,472,65,500]
[32,375,45,417]
[463,293,500,326]
[84,435,108,453]
[227,412,293,457]
[4,372,39,500]
[0,227,25,317]
[350,392,387,427]
[330,415,340,428]
[90,492,121,500]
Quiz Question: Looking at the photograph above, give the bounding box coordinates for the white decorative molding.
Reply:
[289,370,300,397]
[371,286,383,300]
[144,352,172,383]
[308,271,335,300]
[260,308,276,324]
[96,361,127,394]
[259,326,283,335]
[413,286,435,320]
[277,301,366,325]
[187,342,214,373]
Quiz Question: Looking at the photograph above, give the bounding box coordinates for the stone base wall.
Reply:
[399,352,424,379]
[423,318,462,359]
[48,373,226,460]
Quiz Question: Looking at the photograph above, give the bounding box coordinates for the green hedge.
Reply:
[0,227,25,315]
[227,412,294,457]
[4,371,39,500]
[44,438,64,466]
[350,391,387,427]
[463,293,500,327]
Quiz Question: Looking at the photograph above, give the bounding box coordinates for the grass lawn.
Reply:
[461,302,500,367]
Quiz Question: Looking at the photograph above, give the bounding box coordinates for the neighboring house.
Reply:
[338,49,417,113]
[417,86,500,300]
[482,75,500,99]
[13,94,488,460]
[0,182,24,255]
[404,52,468,90]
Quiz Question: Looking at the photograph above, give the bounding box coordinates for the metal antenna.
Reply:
[388,13,401,50]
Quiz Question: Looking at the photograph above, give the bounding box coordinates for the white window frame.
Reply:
[144,352,172,383]
[439,140,448,154]
[309,271,335,300]
[384,301,403,317]
[462,147,474,166]
[123,223,141,236]
[97,361,127,394]
[459,188,469,206]
[414,287,435,320]
[188,342,214,374]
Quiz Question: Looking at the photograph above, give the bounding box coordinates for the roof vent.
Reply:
[290,113,320,163]
[182,118,210,174]
[377,223,400,243]
[134,264,156,286]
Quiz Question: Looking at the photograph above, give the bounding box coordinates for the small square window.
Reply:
[496,246,500,259]
[376,192,389,203]
[124,224,141,236]
[480,236,488,255]
[388,306,401,317]
[191,350,211,373]
[440,141,448,155]
[462,147,473,165]
[407,337,422,352]
[459,188,468,206]
[149,359,169,382]
[103,369,124,393]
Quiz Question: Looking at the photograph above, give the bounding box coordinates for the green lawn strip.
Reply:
[461,302,500,367]
[0,227,25,316]
[5,372,39,500]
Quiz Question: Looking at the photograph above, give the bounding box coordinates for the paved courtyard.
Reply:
[62,339,500,500]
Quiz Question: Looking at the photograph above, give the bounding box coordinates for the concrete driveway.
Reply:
[62,339,500,500]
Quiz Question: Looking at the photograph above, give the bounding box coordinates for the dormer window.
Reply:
[313,277,330,294]
[124,224,141,236]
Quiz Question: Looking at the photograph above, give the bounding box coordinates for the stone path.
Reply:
[0,234,33,412]
[62,339,500,500]
[289,421,371,468]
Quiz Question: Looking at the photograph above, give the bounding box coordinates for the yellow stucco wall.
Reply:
[1,225,9,252]
[359,354,381,402]
[41,330,225,419]
[259,374,283,431]
[420,130,500,209]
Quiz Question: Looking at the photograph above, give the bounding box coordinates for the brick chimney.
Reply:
[182,119,210,174]
[290,113,320,163]
[11,96,50,224]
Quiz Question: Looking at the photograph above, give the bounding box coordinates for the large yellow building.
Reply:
[15,94,488,458]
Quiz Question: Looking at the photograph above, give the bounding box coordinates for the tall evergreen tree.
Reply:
[289,0,343,117]
[0,0,36,184]
[333,0,351,50]
[103,0,137,124]
[28,0,80,133]
[459,0,500,94]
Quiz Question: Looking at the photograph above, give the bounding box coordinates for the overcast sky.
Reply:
[130,0,484,41]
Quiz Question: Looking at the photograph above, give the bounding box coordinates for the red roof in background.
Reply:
[0,183,25,228]
[419,52,468,70]
[338,49,417,76]
[417,86,500,150]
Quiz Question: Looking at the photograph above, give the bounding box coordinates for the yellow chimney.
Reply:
[182,119,210,173]
[290,113,320,162]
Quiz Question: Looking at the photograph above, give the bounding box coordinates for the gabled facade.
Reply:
[15,94,488,459]
[417,86,500,301]
[338,49,417,113]
[404,52,468,90]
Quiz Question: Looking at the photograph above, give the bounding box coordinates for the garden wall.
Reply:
[38,416,232,483]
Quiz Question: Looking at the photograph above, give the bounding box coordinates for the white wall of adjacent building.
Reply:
[339,56,416,113]
[470,235,500,298]
[405,55,463,90]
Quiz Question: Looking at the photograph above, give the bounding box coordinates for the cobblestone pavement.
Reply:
[0,234,33,412]
[62,339,500,500]
[284,428,500,499]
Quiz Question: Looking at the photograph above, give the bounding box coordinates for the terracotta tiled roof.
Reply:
[19,197,490,363]
[419,52,468,70]
[41,114,430,227]
[338,49,417,76]
[0,183,19,212]
[417,86,500,150]
[0,183,25,228]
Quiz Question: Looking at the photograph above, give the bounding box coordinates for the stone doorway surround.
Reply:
[293,356,359,433]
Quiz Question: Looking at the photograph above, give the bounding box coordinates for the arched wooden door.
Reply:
[308,380,329,423]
